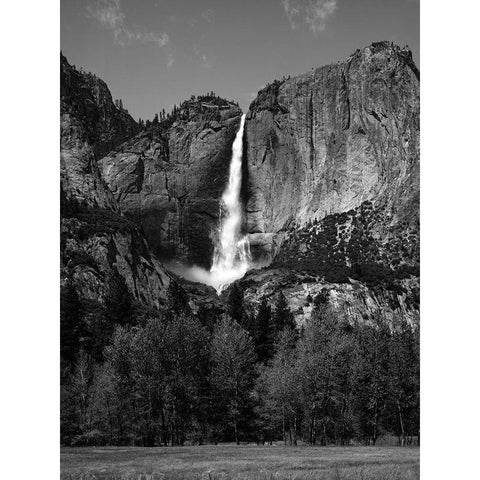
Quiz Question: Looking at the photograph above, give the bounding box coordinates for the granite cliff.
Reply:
[232,42,419,324]
[60,54,170,312]
[99,99,242,268]
[244,41,419,264]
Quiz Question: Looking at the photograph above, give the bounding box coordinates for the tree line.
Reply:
[136,92,240,130]
[61,279,419,447]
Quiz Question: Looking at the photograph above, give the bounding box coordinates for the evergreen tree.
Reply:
[272,291,296,334]
[61,280,84,368]
[226,283,244,325]
[166,281,192,318]
[152,113,159,125]
[196,304,220,332]
[313,288,330,308]
[104,269,133,327]
[253,297,274,363]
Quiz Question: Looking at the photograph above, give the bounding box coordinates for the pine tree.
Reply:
[313,288,330,308]
[272,291,296,334]
[166,281,192,317]
[226,283,244,325]
[61,280,85,368]
[104,269,133,327]
[253,297,274,363]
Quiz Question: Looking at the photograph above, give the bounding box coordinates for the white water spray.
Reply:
[210,113,251,293]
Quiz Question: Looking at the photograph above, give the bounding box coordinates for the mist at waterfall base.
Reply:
[168,114,252,294]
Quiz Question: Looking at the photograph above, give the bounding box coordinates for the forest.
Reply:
[61,277,419,448]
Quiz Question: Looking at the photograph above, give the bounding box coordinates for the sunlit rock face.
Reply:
[60,54,139,210]
[99,103,243,269]
[60,54,170,309]
[232,42,420,322]
[235,268,419,327]
[244,42,419,265]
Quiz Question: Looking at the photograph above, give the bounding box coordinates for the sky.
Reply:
[61,0,419,121]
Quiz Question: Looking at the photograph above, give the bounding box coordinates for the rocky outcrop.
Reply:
[60,54,139,209]
[60,54,170,309]
[244,42,419,265]
[237,268,419,326]
[99,100,242,268]
[60,54,139,158]
[61,208,170,309]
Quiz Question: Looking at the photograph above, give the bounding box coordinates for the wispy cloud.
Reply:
[282,0,337,34]
[192,44,212,69]
[87,0,171,52]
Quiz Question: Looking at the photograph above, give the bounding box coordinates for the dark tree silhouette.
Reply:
[104,269,133,327]
[226,283,245,325]
[60,279,84,367]
[272,291,296,334]
[166,281,192,318]
[253,297,274,363]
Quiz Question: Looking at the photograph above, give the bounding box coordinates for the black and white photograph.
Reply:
[58,0,421,477]
[5,1,480,479]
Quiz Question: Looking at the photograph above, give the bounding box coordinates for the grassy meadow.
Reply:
[60,445,419,480]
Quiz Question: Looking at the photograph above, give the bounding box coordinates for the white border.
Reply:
[1,0,59,478]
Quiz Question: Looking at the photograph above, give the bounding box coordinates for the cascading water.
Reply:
[210,113,251,293]
[166,113,251,293]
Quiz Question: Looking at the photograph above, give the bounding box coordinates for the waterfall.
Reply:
[166,113,251,294]
[210,113,250,293]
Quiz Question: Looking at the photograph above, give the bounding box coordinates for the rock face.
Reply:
[60,54,139,210]
[235,42,420,323]
[61,210,170,309]
[60,54,170,309]
[99,100,242,268]
[238,269,419,326]
[60,54,139,159]
[244,42,419,264]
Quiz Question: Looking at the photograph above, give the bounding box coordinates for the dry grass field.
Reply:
[60,445,419,479]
